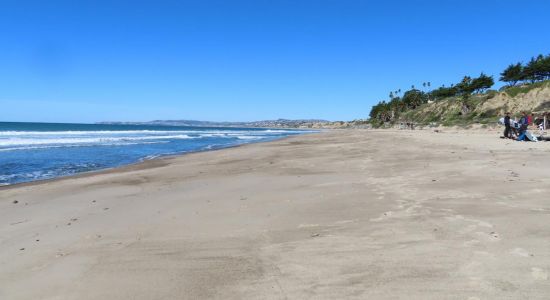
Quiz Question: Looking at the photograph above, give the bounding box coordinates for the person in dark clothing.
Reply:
[517,112,529,141]
[520,112,529,130]
[503,112,512,138]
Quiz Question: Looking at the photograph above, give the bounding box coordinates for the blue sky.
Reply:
[1,0,549,123]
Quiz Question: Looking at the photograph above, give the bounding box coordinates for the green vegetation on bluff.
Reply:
[369,53,550,127]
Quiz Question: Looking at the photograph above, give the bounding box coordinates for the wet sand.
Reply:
[1,130,550,299]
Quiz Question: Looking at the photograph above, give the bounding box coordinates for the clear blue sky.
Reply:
[1,0,549,123]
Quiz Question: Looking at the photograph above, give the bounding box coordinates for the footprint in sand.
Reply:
[370,211,393,222]
[474,231,501,242]
[489,231,500,239]
[510,248,530,257]
[531,267,548,280]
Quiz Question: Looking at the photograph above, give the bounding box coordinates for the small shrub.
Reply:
[486,90,497,99]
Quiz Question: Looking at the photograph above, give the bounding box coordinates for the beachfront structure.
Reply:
[534,111,550,130]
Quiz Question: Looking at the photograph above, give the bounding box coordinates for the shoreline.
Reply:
[0,131,320,191]
[2,129,550,299]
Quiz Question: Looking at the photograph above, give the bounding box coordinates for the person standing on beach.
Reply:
[517,112,529,141]
[504,112,512,139]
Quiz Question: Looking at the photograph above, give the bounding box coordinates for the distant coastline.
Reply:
[97,118,370,129]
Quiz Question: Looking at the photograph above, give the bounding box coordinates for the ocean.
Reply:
[0,122,312,186]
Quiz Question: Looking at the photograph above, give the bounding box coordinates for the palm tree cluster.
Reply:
[369,74,494,124]
[370,88,428,123]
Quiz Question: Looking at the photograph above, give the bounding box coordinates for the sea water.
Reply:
[0,122,312,186]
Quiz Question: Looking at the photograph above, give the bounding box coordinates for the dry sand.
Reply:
[1,130,550,299]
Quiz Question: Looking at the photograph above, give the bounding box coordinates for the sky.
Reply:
[1,0,549,123]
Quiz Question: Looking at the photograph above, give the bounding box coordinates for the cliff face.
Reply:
[401,82,550,126]
[476,83,550,115]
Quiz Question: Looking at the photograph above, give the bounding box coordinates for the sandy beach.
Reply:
[1,129,550,299]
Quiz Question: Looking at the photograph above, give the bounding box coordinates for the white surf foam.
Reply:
[0,128,307,152]
[0,130,195,136]
[0,134,196,147]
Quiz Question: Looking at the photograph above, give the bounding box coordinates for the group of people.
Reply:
[502,111,533,141]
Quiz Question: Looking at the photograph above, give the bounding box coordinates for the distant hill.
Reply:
[97,118,342,129]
